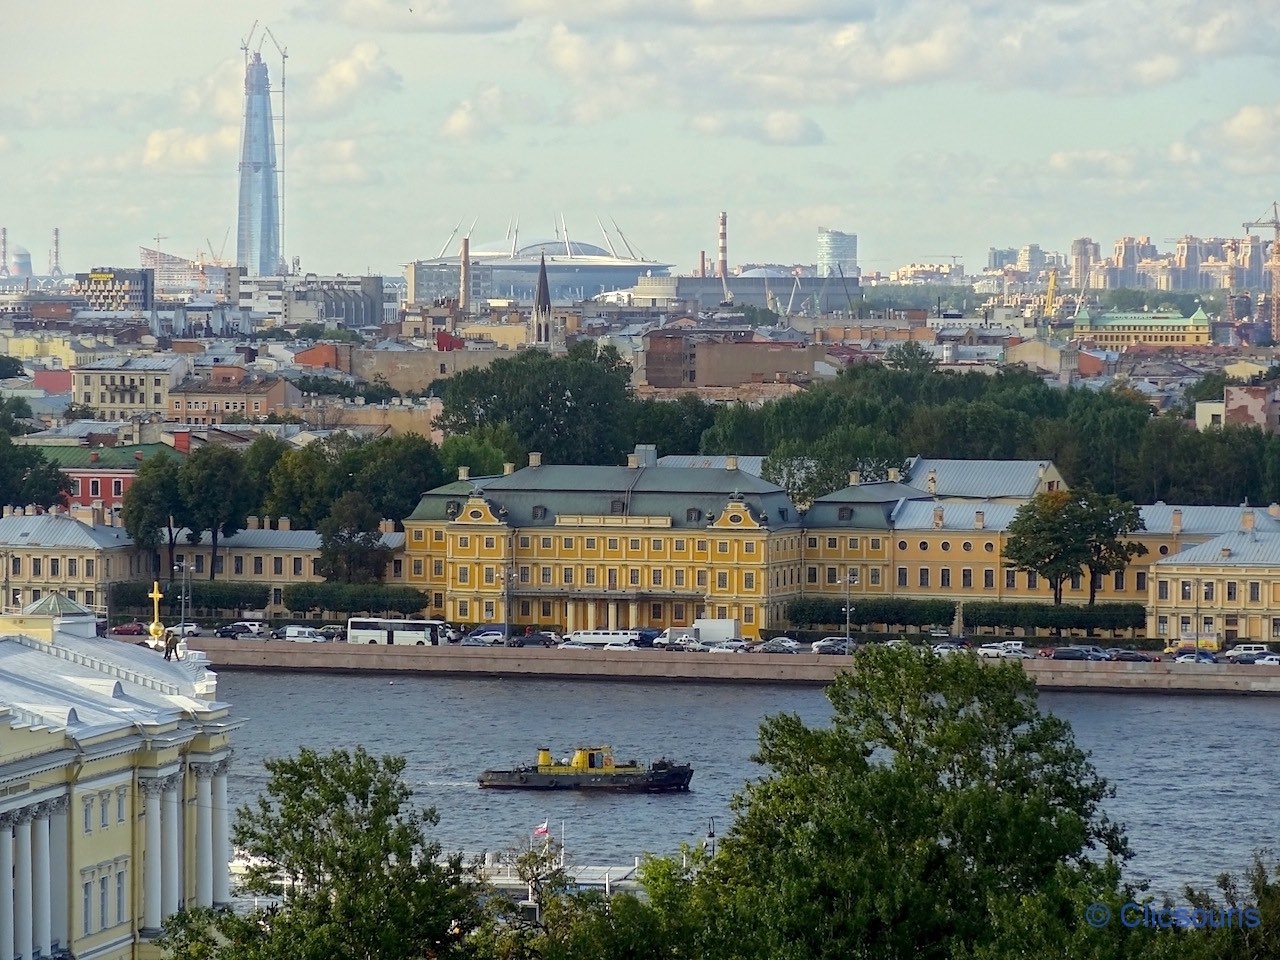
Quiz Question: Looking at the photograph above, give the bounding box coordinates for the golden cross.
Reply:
[148,580,164,639]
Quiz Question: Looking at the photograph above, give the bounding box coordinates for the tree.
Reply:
[158,747,482,960]
[317,491,392,583]
[240,433,289,515]
[0,397,34,437]
[347,434,446,522]
[684,647,1135,960]
[1004,489,1091,604]
[60,402,97,422]
[0,436,72,507]
[179,445,252,579]
[0,355,23,379]
[1075,486,1149,605]
[294,322,362,343]
[440,432,509,479]
[883,340,938,374]
[630,394,717,458]
[120,452,186,571]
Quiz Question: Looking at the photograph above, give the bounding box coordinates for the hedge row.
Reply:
[282,583,430,616]
[111,580,270,613]
[785,598,1146,632]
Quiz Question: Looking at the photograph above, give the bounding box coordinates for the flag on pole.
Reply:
[533,820,550,838]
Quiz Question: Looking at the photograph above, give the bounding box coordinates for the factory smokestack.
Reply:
[459,236,470,314]
[0,228,8,278]
[49,227,62,278]
[699,250,706,278]
[717,211,728,280]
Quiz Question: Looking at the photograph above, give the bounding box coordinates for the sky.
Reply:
[3,0,1280,279]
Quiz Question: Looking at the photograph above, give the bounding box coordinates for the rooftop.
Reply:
[902,457,1059,499]
[0,513,134,550]
[1153,529,1280,567]
[73,356,188,372]
[29,443,184,470]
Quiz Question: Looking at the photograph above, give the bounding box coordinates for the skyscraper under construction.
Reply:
[236,50,281,276]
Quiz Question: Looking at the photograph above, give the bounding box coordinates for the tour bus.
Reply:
[346,617,449,646]
[563,629,642,648]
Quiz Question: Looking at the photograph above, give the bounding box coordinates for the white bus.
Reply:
[346,618,449,646]
[563,629,641,648]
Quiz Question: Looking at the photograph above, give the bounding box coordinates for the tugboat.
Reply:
[478,746,693,793]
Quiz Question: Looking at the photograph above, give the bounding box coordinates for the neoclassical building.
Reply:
[0,593,240,960]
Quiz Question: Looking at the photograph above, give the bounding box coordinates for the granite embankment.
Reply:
[183,638,1280,696]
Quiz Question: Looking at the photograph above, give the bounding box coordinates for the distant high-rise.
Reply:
[236,51,281,276]
[817,228,857,278]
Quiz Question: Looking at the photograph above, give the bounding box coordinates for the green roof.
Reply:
[28,444,185,470]
[1074,309,1209,328]
[407,465,802,529]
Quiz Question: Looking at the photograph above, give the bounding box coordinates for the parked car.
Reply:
[635,628,660,648]
[1223,643,1273,660]
[467,628,507,646]
[1109,650,1160,662]
[460,636,492,647]
[757,638,799,654]
[524,631,559,648]
[1175,651,1218,664]
[318,624,347,641]
[977,643,1007,659]
[708,640,749,654]
[810,636,848,653]
[1051,647,1089,661]
[932,642,965,657]
[558,640,591,649]
[111,621,147,636]
[171,622,201,637]
[602,641,639,651]
[1253,654,1280,666]
[504,636,526,647]
[813,639,853,656]
[215,621,264,638]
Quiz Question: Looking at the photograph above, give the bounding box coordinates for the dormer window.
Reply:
[779,508,789,521]
[610,500,626,514]
[533,505,548,520]
[838,507,852,521]
[686,508,702,522]
[445,500,461,518]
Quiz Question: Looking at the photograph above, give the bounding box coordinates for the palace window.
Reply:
[897,567,907,587]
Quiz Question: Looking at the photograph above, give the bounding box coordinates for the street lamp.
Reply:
[844,570,859,649]
[173,561,190,632]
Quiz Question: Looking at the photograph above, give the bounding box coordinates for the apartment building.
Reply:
[403,456,806,637]
[0,595,238,959]
[72,356,190,420]
[29,444,185,511]
[1071,306,1211,348]
[168,368,301,425]
[0,509,140,611]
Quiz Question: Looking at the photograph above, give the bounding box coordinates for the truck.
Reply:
[654,619,743,649]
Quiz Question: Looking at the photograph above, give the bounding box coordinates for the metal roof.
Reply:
[175,528,403,550]
[891,501,1022,532]
[1153,530,1280,567]
[30,443,184,470]
[903,457,1057,499]
[1139,504,1280,536]
[656,455,766,477]
[0,515,135,550]
[73,356,188,372]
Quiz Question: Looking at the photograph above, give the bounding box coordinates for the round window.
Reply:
[468,510,482,520]
[1159,545,1169,555]
[941,541,951,552]
[962,541,972,552]
[730,514,742,524]
[919,541,929,551]
[984,543,994,553]
[898,540,907,550]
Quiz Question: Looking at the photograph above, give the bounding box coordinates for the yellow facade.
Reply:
[0,600,240,960]
[1070,307,1211,348]
[0,509,143,612]
[0,333,118,370]
[404,463,806,638]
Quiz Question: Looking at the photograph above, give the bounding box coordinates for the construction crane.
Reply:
[1242,202,1280,338]
[922,255,964,266]
[1043,268,1059,321]
[785,275,802,316]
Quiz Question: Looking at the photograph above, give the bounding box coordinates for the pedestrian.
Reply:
[163,629,178,662]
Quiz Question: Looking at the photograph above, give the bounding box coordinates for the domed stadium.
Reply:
[407,220,671,305]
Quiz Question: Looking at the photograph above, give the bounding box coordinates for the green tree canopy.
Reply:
[0,355,23,379]
[120,452,185,570]
[1075,486,1149,605]
[0,436,71,507]
[179,445,252,579]
[1003,489,1092,604]
[317,491,392,583]
[160,747,481,960]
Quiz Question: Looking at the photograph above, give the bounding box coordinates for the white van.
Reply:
[284,626,326,643]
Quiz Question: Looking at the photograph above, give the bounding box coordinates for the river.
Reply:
[217,671,1280,897]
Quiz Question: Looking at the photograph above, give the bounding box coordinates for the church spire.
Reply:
[535,253,551,317]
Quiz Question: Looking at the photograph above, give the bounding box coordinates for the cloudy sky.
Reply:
[4,0,1280,278]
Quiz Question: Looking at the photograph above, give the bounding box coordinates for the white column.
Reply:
[142,781,163,934]
[607,601,618,631]
[212,760,231,906]
[194,766,213,908]
[30,805,49,959]
[161,777,180,919]
[13,810,30,960]
[48,798,67,954]
[0,813,14,960]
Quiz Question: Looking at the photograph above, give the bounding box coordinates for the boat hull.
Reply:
[477,766,693,792]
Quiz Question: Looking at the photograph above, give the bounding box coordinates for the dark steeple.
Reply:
[534,254,551,316]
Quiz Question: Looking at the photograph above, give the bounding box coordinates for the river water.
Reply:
[217,671,1280,897]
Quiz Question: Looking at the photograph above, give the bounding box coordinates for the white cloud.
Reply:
[292,0,518,33]
[1220,102,1280,149]
[307,41,402,114]
[438,84,544,141]
[141,126,239,170]
[759,112,825,146]
[179,59,244,124]
[292,139,376,185]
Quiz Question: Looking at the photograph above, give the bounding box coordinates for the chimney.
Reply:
[1270,503,1280,520]
[1242,508,1256,533]
[503,461,515,475]
[927,469,938,495]
[379,519,395,533]
[974,510,985,530]
[1171,508,1182,535]
[626,454,639,469]
[459,236,471,314]
[246,516,260,530]
[699,250,707,278]
[725,456,738,471]
[134,450,144,461]
[888,467,901,483]
[717,211,728,282]
[848,471,860,487]
[932,505,944,529]
[278,516,291,531]
[90,451,100,463]
[1,506,9,518]
[1221,547,1233,559]
[458,465,470,481]
[529,452,542,468]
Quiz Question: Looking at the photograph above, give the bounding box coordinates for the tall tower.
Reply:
[236,50,282,276]
[49,227,63,278]
[817,228,858,278]
[529,254,553,346]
